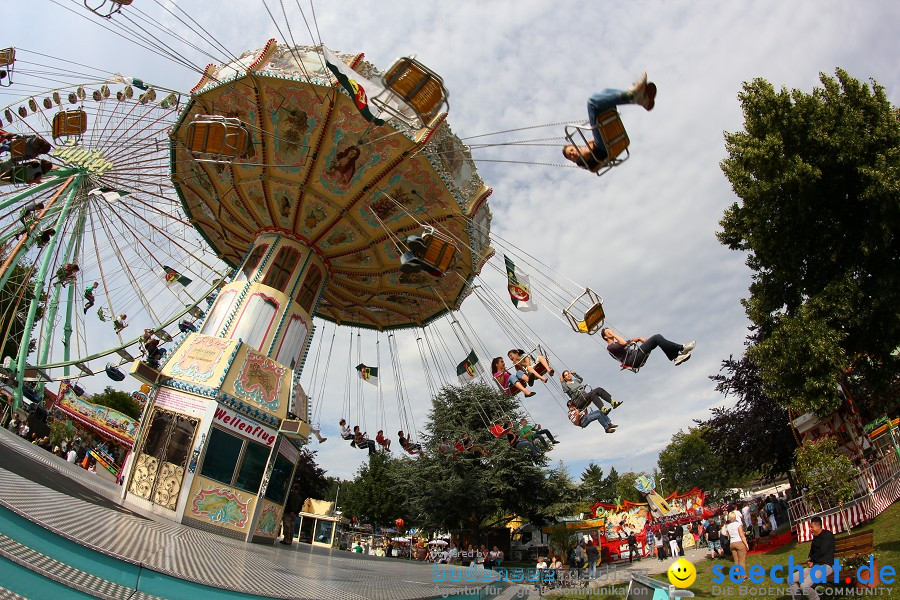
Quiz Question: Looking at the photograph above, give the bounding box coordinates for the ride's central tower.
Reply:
[123,41,493,542]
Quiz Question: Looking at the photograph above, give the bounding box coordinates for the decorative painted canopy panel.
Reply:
[171,43,493,330]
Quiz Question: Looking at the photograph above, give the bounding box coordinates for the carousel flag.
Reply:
[356,363,379,386]
[322,46,386,126]
[504,255,538,312]
[162,266,192,287]
[456,350,482,384]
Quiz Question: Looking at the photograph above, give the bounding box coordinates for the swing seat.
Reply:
[419,228,457,274]
[613,342,649,373]
[0,48,14,88]
[563,109,630,177]
[372,57,449,128]
[52,110,88,143]
[84,0,132,18]
[105,363,126,381]
[489,423,507,438]
[184,115,251,161]
[563,288,605,334]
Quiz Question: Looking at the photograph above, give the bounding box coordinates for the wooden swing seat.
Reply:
[0,48,14,68]
[52,110,88,142]
[184,115,251,160]
[593,109,629,167]
[578,303,606,334]
[419,231,457,274]
[381,57,448,125]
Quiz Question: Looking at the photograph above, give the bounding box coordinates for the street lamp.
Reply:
[658,477,666,497]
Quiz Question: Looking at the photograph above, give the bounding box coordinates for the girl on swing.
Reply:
[491,357,536,397]
[600,328,695,369]
[507,349,554,384]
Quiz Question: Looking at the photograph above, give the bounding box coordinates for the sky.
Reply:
[4,0,898,485]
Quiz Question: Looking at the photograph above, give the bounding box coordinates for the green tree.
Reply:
[0,250,45,363]
[580,462,605,503]
[291,448,330,501]
[341,453,408,526]
[701,330,798,481]
[657,427,734,500]
[397,383,555,534]
[793,437,857,512]
[48,419,73,446]
[615,471,647,504]
[90,386,141,420]
[598,466,620,503]
[719,69,900,416]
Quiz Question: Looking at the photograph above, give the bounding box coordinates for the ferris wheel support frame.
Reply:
[12,174,82,413]
[35,208,86,397]
[0,170,81,292]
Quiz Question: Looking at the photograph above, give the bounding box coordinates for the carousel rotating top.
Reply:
[171,42,493,331]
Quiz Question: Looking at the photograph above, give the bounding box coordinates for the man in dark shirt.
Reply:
[790,516,836,600]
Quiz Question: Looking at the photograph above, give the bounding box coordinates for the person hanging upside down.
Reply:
[507,349,554,384]
[562,72,656,170]
[398,430,425,457]
[567,399,618,433]
[375,430,391,452]
[353,426,377,456]
[600,328,695,369]
[491,357,536,397]
[560,370,621,414]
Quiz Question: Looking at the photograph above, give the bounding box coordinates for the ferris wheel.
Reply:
[0,79,230,398]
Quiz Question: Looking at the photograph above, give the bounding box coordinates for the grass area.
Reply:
[545,501,900,599]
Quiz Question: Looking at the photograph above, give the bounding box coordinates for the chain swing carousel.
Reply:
[122,41,494,541]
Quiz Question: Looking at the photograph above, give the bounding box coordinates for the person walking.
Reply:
[726,510,750,581]
[627,531,641,562]
[280,484,302,545]
[585,541,600,579]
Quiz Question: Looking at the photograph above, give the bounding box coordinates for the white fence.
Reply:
[788,451,900,542]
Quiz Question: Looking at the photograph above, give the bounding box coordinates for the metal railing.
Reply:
[788,451,900,526]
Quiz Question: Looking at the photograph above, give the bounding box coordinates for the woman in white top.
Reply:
[726,510,749,580]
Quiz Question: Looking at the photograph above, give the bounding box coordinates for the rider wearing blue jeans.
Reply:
[568,399,617,433]
[563,72,656,168]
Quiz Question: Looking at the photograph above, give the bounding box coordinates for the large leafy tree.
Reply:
[291,448,331,501]
[91,386,142,419]
[396,383,558,534]
[341,453,408,526]
[701,331,797,481]
[657,426,735,500]
[719,68,899,416]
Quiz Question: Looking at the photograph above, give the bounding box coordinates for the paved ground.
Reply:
[0,427,502,600]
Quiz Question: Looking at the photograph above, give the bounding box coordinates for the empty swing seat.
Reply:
[372,57,449,127]
[184,115,251,161]
[52,110,88,143]
[84,0,133,18]
[0,48,14,87]
[563,288,605,334]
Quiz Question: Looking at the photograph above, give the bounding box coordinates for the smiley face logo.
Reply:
[667,557,696,588]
